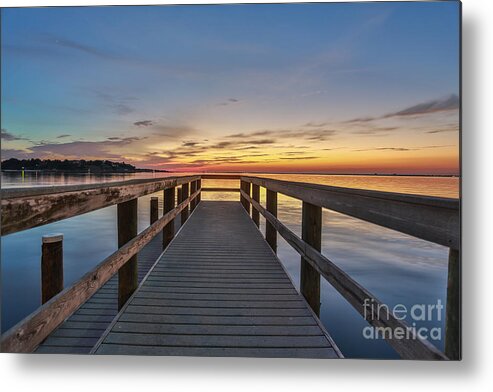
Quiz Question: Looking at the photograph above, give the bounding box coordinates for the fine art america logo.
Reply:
[362,298,444,341]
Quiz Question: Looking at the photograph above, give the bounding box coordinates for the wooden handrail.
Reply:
[1,175,200,236]
[241,176,459,249]
[240,189,448,360]
[0,188,200,353]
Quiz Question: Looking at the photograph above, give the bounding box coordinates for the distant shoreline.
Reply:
[1,169,459,178]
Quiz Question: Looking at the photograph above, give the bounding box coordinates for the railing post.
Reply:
[177,187,182,206]
[197,178,202,203]
[190,180,197,212]
[240,180,250,214]
[266,189,277,253]
[41,233,64,304]
[445,248,461,360]
[163,186,175,248]
[240,180,246,209]
[252,183,260,227]
[181,182,189,224]
[150,196,159,224]
[301,201,322,316]
[117,198,138,310]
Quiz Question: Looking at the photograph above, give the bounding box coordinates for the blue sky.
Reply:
[1,2,460,173]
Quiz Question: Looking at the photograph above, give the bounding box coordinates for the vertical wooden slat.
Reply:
[41,233,64,304]
[177,187,182,207]
[240,180,247,210]
[190,180,197,211]
[117,198,138,310]
[266,189,277,253]
[301,202,322,316]
[163,187,175,248]
[197,179,202,203]
[252,183,260,227]
[181,182,189,224]
[445,248,461,360]
[150,197,159,225]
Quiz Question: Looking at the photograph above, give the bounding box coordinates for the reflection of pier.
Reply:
[0,175,460,359]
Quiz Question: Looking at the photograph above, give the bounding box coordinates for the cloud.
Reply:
[226,128,337,142]
[354,145,453,152]
[46,35,123,60]
[134,120,154,127]
[217,98,241,106]
[386,94,459,118]
[279,156,319,160]
[345,94,459,124]
[1,129,28,141]
[182,141,201,147]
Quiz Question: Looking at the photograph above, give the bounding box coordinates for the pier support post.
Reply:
[150,197,159,225]
[252,184,260,227]
[301,202,321,316]
[117,198,138,310]
[181,182,189,224]
[197,179,202,203]
[445,248,461,360]
[266,189,277,253]
[41,233,64,304]
[190,180,197,212]
[163,187,175,249]
[240,180,251,214]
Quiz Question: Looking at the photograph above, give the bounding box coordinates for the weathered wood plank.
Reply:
[96,345,339,358]
[103,333,331,348]
[113,322,323,336]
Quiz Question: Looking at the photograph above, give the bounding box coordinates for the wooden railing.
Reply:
[238,176,460,360]
[0,175,201,352]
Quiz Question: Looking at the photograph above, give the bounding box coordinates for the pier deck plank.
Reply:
[93,201,340,358]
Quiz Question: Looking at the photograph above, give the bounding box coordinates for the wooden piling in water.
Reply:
[163,187,175,248]
[266,189,277,253]
[301,202,322,316]
[445,248,461,360]
[150,197,159,225]
[41,233,64,304]
[252,184,260,227]
[117,198,138,310]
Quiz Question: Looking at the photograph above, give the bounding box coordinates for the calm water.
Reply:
[1,172,459,358]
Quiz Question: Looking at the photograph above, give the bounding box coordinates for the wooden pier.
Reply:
[0,175,460,359]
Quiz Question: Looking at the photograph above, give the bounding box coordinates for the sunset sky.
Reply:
[1,2,460,174]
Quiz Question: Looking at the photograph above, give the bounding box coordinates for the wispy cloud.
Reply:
[217,98,240,106]
[345,94,460,124]
[354,144,453,152]
[134,120,154,127]
[1,129,28,141]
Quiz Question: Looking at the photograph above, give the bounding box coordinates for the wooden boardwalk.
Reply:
[92,201,341,358]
